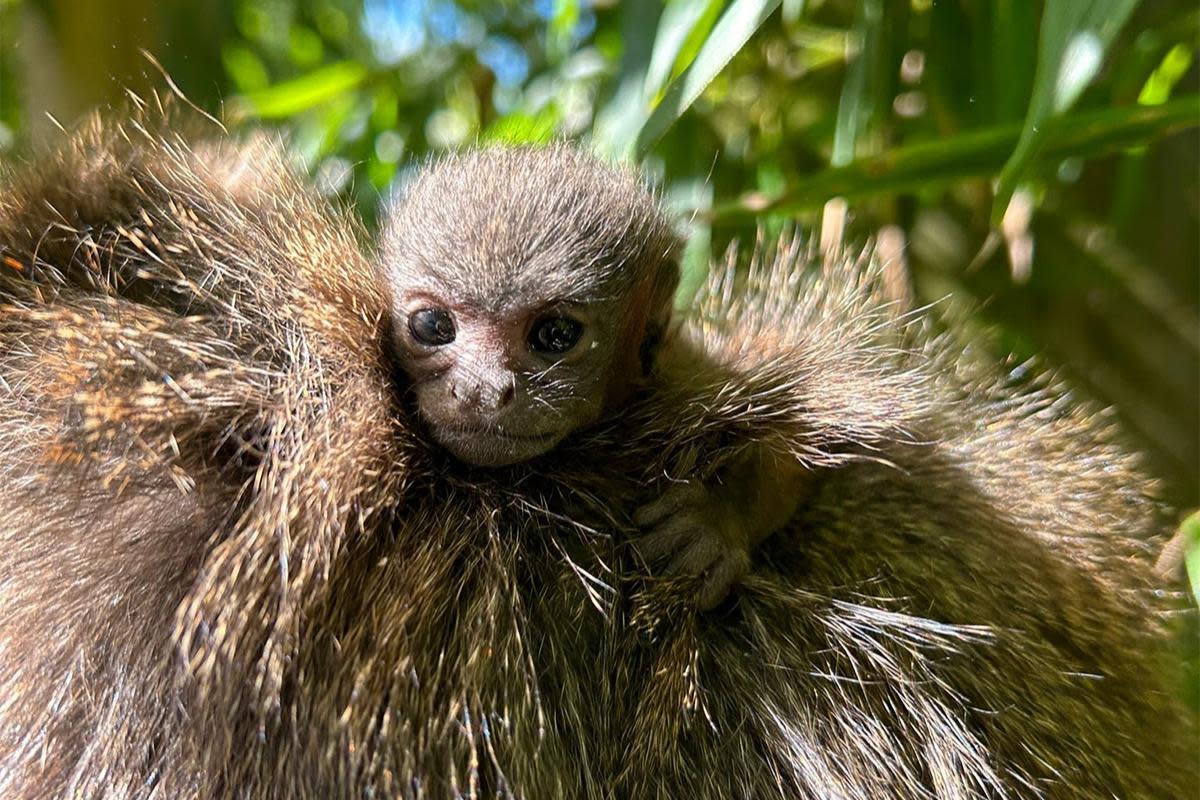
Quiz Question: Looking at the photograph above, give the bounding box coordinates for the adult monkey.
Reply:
[0,105,1193,798]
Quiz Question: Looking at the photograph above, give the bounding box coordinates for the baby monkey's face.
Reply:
[391,289,617,467]
[380,145,678,468]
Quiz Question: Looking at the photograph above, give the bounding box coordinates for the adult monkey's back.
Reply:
[0,107,1193,798]
[0,102,410,795]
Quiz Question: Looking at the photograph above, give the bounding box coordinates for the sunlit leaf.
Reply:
[993,0,1142,223]
[643,0,718,103]
[235,61,369,119]
[667,0,727,93]
[483,106,561,144]
[634,0,783,156]
[1138,43,1194,106]
[782,0,806,24]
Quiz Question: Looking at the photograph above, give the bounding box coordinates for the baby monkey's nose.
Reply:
[496,383,516,407]
[478,381,514,409]
[451,375,515,411]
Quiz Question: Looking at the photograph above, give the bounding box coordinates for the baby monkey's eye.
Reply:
[409,308,456,346]
[529,315,584,355]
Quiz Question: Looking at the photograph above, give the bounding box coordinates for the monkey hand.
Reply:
[634,480,752,611]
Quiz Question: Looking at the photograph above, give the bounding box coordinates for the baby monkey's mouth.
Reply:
[440,424,556,441]
[428,422,563,467]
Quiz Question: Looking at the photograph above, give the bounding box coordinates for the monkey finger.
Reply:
[636,515,699,561]
[666,535,721,578]
[633,481,705,527]
[697,551,750,611]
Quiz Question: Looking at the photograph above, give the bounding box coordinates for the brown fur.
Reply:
[0,105,1193,798]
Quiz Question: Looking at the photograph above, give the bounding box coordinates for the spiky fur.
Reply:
[0,105,1193,798]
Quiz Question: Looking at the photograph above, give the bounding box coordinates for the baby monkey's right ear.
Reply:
[639,241,683,376]
[639,321,663,377]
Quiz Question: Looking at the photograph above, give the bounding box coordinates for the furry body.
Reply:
[0,110,1193,798]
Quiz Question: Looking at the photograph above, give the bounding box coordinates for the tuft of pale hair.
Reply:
[381,144,680,310]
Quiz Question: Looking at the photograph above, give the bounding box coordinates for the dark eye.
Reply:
[529,315,584,355]
[408,308,456,346]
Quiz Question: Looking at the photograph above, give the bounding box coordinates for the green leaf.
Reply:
[643,0,720,103]
[988,0,1038,123]
[288,25,325,68]
[591,1,664,161]
[830,0,882,167]
[483,106,561,144]
[234,61,369,119]
[634,0,783,156]
[710,96,1200,219]
[993,0,1142,223]
[222,43,270,93]
[782,0,806,24]
[1138,43,1194,106]
[1181,511,1200,607]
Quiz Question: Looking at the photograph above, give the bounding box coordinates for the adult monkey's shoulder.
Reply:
[602,239,1196,798]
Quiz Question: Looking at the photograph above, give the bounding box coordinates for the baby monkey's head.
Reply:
[381,145,679,467]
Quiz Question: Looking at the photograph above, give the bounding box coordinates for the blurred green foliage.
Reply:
[0,1,1195,508]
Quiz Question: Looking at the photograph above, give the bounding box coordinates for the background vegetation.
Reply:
[0,0,1196,692]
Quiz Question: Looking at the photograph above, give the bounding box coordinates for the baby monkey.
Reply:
[381,146,804,608]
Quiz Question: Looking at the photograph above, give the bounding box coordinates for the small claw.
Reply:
[637,515,697,561]
[666,534,721,577]
[697,551,750,610]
